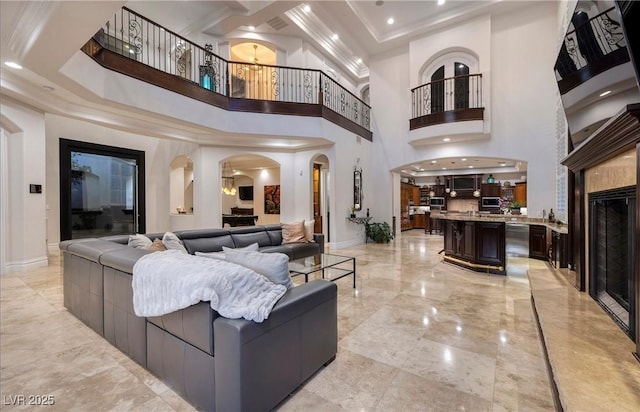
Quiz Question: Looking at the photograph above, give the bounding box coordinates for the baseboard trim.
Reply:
[327,238,363,249]
[4,256,49,273]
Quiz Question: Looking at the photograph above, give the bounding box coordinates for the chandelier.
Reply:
[221,162,236,196]
[250,44,262,72]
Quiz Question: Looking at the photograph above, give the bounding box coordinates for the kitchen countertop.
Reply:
[430,212,568,234]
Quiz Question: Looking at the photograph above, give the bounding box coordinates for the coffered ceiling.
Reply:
[125,0,521,81]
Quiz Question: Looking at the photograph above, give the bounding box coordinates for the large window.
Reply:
[60,139,145,240]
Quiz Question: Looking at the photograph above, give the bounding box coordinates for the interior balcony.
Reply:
[80,7,371,142]
[409,73,486,145]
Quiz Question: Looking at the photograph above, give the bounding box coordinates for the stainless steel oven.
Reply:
[481,197,501,208]
[430,197,445,208]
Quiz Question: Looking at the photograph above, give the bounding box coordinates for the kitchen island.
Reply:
[431,213,567,275]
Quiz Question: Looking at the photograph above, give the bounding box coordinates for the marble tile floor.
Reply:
[1,230,558,411]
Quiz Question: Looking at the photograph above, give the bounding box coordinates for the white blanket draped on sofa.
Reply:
[132,250,287,322]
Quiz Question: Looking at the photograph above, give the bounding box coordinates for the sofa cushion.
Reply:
[176,229,234,254]
[224,249,293,289]
[290,242,322,260]
[229,230,272,248]
[282,221,308,244]
[265,225,283,245]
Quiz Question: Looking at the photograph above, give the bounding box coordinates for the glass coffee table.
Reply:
[288,253,356,288]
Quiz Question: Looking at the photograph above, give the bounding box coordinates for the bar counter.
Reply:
[431,212,567,275]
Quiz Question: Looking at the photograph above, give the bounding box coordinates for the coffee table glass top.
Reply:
[288,253,356,287]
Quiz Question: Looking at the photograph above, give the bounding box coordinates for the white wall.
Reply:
[1,100,48,272]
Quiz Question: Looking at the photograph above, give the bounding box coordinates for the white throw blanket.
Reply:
[132,250,287,322]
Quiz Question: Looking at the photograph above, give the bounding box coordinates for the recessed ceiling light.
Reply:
[303,5,311,12]
[461,158,467,161]
[442,167,447,170]
[355,57,362,64]
[387,17,394,25]
[331,33,339,41]
[248,25,255,31]
[443,138,451,142]
[4,61,22,69]
[599,90,611,97]
[468,165,474,168]
[438,0,446,5]
[500,163,507,167]
[420,168,424,171]
[431,160,437,164]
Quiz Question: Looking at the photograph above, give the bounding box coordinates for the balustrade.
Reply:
[411,73,483,119]
[94,6,370,134]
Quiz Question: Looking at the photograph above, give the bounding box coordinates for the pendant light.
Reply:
[221,161,236,196]
[450,177,457,198]
[250,44,262,72]
[473,175,481,198]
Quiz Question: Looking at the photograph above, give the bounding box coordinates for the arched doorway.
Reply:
[220,154,280,227]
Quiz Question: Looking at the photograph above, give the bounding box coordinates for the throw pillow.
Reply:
[282,220,308,244]
[162,232,187,253]
[224,249,293,288]
[304,219,315,242]
[198,243,260,260]
[195,251,226,260]
[128,234,152,249]
[146,238,167,252]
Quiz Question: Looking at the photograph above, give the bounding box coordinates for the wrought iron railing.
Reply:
[228,62,321,103]
[411,74,483,119]
[96,7,370,131]
[555,7,627,80]
[321,73,370,130]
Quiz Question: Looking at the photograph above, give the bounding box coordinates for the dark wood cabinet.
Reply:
[550,230,568,268]
[442,219,505,274]
[462,222,476,260]
[481,183,501,197]
[529,225,548,260]
[443,221,455,254]
[475,222,505,266]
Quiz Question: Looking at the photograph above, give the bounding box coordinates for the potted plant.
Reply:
[365,221,394,243]
[510,201,525,214]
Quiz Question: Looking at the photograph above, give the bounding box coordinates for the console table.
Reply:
[222,214,258,227]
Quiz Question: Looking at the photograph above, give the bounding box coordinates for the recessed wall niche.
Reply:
[170,155,193,214]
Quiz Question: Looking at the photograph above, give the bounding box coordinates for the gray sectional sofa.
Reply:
[60,224,337,411]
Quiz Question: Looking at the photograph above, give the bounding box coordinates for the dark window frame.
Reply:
[59,138,146,240]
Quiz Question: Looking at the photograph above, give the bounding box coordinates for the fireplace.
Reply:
[589,186,637,340]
